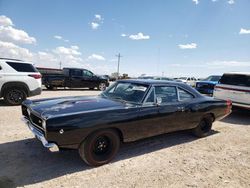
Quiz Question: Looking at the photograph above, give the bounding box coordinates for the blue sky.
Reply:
[0,0,250,77]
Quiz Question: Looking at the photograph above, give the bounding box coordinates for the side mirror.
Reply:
[0,66,2,70]
[156,97,162,105]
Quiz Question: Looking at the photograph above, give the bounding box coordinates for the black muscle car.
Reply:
[21,79,232,166]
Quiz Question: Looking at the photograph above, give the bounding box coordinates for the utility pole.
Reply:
[116,53,122,80]
[59,61,62,69]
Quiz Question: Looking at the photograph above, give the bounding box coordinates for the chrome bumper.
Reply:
[21,117,59,152]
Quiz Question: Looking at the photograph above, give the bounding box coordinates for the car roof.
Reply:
[223,72,250,76]
[0,58,34,64]
[117,79,203,97]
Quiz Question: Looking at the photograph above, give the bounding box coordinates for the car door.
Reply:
[82,70,96,88]
[153,85,188,133]
[176,87,200,129]
[70,69,84,87]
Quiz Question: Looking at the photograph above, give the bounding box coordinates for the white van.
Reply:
[213,72,250,109]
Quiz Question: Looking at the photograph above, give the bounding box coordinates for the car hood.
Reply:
[23,96,125,119]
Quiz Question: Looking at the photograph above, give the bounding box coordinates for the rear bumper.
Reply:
[21,117,59,152]
[29,87,42,97]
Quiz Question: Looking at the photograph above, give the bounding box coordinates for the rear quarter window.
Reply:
[220,74,250,87]
[6,62,38,72]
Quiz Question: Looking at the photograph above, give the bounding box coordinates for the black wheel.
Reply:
[3,87,27,105]
[192,115,213,137]
[98,82,106,91]
[79,129,120,166]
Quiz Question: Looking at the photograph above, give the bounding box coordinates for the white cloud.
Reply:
[54,35,69,42]
[0,26,36,44]
[121,33,127,37]
[0,15,36,44]
[87,54,106,61]
[54,35,62,40]
[228,0,235,4]
[91,22,99,30]
[178,43,197,49]
[129,32,150,40]
[95,14,102,21]
[192,0,199,5]
[0,41,33,60]
[54,45,81,56]
[239,28,250,35]
[90,14,103,30]
[0,15,13,26]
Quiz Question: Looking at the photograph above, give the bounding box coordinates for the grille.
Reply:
[22,105,44,131]
[30,113,43,130]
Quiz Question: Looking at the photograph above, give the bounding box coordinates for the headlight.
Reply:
[42,120,46,129]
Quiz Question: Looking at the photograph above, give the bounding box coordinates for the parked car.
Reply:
[213,72,250,109]
[40,67,109,91]
[21,79,232,166]
[177,77,197,87]
[195,75,221,95]
[0,58,42,105]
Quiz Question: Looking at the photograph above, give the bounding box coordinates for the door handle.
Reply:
[177,107,185,112]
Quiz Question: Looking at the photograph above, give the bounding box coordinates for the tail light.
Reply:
[225,99,232,114]
[28,74,42,79]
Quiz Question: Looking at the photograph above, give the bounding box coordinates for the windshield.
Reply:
[101,82,149,103]
[203,76,221,82]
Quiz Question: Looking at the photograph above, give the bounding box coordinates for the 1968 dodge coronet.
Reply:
[21,79,232,166]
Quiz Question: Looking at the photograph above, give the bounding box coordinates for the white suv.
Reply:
[0,58,42,105]
[213,72,250,109]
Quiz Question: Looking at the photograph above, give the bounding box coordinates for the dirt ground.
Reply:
[0,89,249,188]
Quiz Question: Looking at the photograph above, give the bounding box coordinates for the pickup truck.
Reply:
[39,67,109,90]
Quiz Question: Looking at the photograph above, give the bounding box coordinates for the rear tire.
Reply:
[79,129,120,166]
[3,87,27,105]
[192,115,213,137]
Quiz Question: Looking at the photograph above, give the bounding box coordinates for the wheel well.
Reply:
[80,127,124,147]
[203,113,215,122]
[1,82,29,97]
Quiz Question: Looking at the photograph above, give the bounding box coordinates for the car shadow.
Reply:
[0,130,218,187]
[220,108,250,126]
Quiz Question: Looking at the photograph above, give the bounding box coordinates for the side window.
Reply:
[155,86,178,103]
[83,70,93,77]
[71,69,82,76]
[6,62,38,72]
[145,88,155,103]
[178,88,194,101]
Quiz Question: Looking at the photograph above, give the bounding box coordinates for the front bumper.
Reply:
[21,117,59,152]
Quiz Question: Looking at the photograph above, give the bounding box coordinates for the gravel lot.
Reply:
[0,89,249,188]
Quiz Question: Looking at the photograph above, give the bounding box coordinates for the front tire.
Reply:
[3,87,27,105]
[192,115,213,137]
[79,129,120,166]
